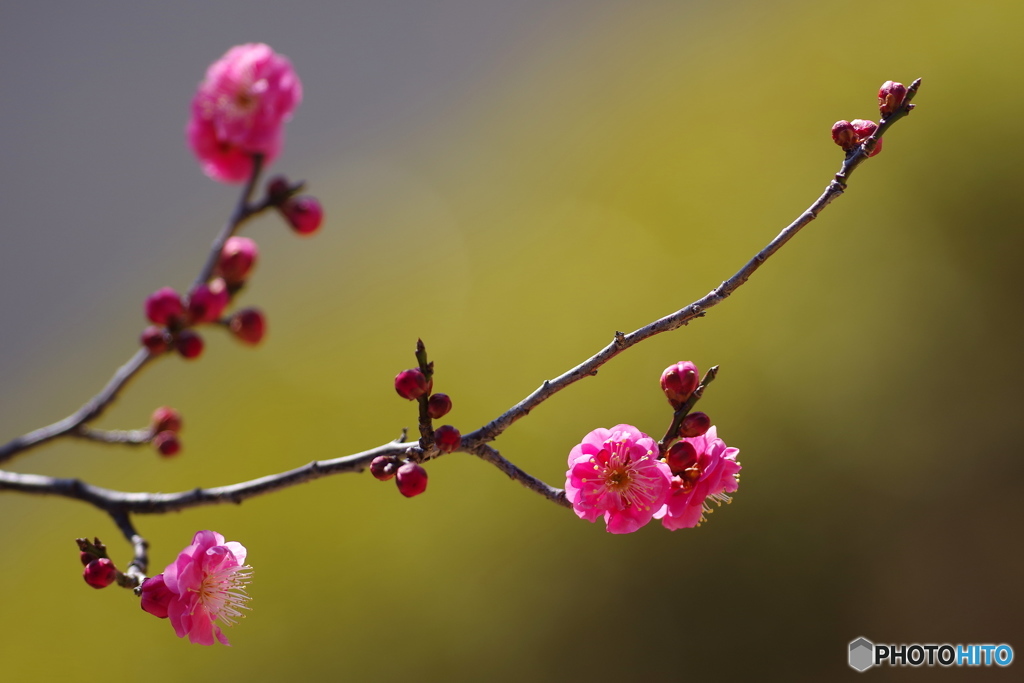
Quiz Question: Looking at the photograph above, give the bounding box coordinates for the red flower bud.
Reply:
[175,330,204,359]
[187,278,229,323]
[266,175,292,203]
[434,425,461,453]
[140,326,171,354]
[878,81,908,116]
[394,368,431,400]
[281,196,323,235]
[83,558,117,589]
[427,393,452,419]
[139,574,173,619]
[678,411,711,438]
[152,431,181,457]
[144,287,185,327]
[831,120,858,151]
[150,406,182,434]
[851,119,883,156]
[666,441,698,475]
[217,236,259,285]
[660,361,700,408]
[370,455,400,481]
[79,551,97,566]
[396,462,428,497]
[229,308,266,345]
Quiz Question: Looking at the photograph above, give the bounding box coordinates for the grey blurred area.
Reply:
[0,0,598,406]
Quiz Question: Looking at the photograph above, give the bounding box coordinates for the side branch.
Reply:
[0,349,153,465]
[466,443,569,508]
[468,78,921,446]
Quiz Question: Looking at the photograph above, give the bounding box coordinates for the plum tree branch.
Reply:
[0,80,921,546]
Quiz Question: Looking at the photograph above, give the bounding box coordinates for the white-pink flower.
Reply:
[139,530,252,646]
[565,424,673,534]
[655,426,741,530]
[187,43,303,183]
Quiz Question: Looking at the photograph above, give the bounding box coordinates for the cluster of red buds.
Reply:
[370,344,461,497]
[139,175,322,361]
[659,361,712,441]
[830,80,910,157]
[150,406,183,457]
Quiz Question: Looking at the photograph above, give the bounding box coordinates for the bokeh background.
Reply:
[1,1,1021,681]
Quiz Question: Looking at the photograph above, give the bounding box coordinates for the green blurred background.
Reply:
[1,1,1021,681]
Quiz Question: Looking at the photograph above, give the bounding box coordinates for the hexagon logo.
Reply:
[849,637,875,672]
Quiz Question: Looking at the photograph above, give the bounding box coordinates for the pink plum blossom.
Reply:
[139,530,252,646]
[655,426,741,530]
[565,425,672,534]
[187,44,303,183]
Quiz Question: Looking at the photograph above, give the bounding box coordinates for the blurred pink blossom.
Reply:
[139,530,252,646]
[187,43,302,183]
[655,426,741,530]
[565,425,672,534]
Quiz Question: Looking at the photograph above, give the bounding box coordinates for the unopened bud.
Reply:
[175,330,204,359]
[434,425,461,453]
[370,455,401,481]
[152,431,181,457]
[396,462,428,497]
[427,393,452,419]
[217,236,259,285]
[281,196,323,235]
[144,287,186,328]
[851,119,883,156]
[187,278,229,323]
[150,406,182,434]
[266,175,292,203]
[666,441,698,475]
[79,551,97,566]
[83,558,117,589]
[660,361,700,408]
[394,368,431,400]
[229,308,266,345]
[878,81,908,116]
[678,411,711,438]
[140,326,171,354]
[831,120,858,151]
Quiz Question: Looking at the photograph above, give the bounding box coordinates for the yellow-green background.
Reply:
[1,1,1021,681]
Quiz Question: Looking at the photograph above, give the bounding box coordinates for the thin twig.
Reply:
[0,349,153,464]
[466,79,922,447]
[72,426,152,446]
[0,437,409,514]
[0,156,277,465]
[466,443,569,507]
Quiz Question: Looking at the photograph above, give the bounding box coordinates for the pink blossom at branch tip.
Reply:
[140,530,252,646]
[565,425,672,534]
[654,426,741,530]
[187,44,302,183]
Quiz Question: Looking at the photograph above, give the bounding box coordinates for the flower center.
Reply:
[194,564,253,626]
